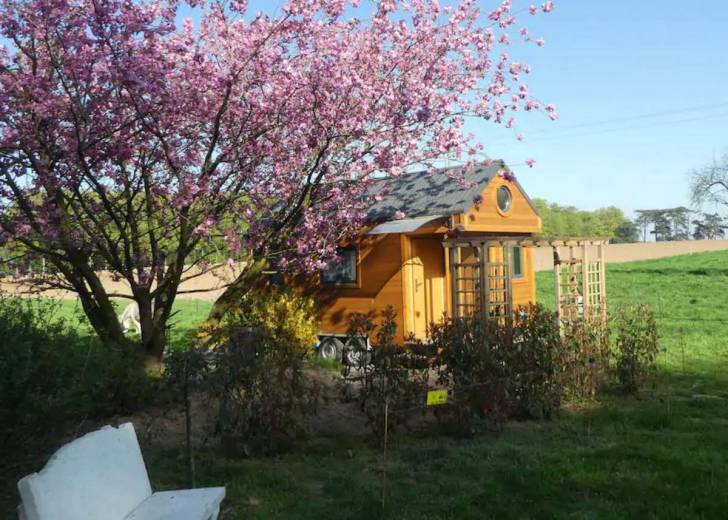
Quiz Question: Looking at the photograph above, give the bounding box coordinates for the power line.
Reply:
[483,100,728,145]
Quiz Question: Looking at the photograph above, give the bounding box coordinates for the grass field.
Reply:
[12,252,728,518]
[52,297,213,349]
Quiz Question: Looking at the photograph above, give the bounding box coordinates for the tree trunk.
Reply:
[205,258,267,328]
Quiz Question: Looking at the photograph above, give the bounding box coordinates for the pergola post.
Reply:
[599,241,607,323]
[479,241,489,323]
[553,245,562,324]
[582,242,589,320]
[449,245,458,318]
[504,243,514,326]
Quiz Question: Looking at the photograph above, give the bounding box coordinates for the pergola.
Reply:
[441,236,608,326]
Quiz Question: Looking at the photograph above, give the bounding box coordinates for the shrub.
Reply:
[0,298,152,453]
[199,312,322,457]
[210,286,318,354]
[430,316,511,434]
[345,307,430,438]
[509,305,565,419]
[430,304,566,432]
[614,304,659,393]
[560,317,610,398]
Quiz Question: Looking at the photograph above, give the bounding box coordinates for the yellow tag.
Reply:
[426,389,448,406]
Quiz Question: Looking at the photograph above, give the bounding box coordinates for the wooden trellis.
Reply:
[551,239,608,324]
[443,236,608,328]
[444,239,516,325]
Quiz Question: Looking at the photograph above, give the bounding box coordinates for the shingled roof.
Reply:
[366,161,508,223]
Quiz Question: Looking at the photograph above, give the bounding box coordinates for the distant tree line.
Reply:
[534,199,727,243]
[635,208,726,242]
[533,199,639,243]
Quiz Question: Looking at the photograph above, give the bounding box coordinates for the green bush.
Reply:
[509,305,565,419]
[614,304,659,393]
[0,298,152,452]
[345,307,429,438]
[199,317,322,457]
[560,317,610,398]
[430,304,567,433]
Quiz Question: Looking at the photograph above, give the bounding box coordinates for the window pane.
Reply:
[321,248,357,284]
[512,246,523,278]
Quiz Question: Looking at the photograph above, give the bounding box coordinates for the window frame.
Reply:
[320,246,360,287]
[496,185,512,215]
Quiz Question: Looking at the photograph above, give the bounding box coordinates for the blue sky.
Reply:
[479,1,728,215]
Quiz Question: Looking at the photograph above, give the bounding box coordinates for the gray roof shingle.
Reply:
[366,161,506,223]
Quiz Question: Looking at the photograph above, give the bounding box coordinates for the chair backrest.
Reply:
[17,423,152,520]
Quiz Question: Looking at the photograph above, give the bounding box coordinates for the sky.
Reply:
[225,1,728,216]
[478,0,728,216]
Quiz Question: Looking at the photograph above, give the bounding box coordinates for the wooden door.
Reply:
[410,238,446,338]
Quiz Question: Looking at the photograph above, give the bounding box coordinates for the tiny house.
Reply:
[312,161,542,354]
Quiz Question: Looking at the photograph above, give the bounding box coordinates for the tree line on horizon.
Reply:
[534,199,727,243]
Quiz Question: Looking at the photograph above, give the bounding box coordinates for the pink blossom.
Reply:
[542,2,555,13]
[525,159,536,168]
[393,210,406,220]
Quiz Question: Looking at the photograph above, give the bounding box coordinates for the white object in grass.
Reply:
[119,302,142,335]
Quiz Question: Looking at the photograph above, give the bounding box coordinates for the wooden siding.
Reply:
[315,234,406,343]
[408,237,446,338]
[453,176,542,233]
[512,246,536,307]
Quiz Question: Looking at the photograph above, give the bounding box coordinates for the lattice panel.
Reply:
[556,257,606,323]
[557,260,584,322]
[453,249,481,318]
[585,261,606,318]
[451,245,512,323]
[486,261,511,321]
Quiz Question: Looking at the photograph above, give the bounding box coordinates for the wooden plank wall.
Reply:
[315,234,406,342]
[455,176,541,233]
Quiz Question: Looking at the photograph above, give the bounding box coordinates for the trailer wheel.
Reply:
[344,336,368,366]
[318,337,343,360]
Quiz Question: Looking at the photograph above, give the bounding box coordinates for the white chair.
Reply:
[17,423,225,520]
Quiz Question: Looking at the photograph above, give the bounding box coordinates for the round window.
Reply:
[497,186,512,213]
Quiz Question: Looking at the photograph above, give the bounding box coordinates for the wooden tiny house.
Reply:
[312,161,543,347]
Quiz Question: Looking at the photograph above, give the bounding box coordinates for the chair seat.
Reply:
[124,487,226,520]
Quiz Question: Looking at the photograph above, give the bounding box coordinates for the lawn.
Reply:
[8,251,728,519]
[52,297,212,350]
[142,251,728,519]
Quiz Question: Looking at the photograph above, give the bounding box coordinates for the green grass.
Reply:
[52,297,212,349]
[140,251,728,519]
[8,252,728,518]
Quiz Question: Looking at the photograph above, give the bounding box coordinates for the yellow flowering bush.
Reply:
[221,287,319,353]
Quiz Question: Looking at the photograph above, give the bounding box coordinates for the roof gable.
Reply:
[366,161,508,223]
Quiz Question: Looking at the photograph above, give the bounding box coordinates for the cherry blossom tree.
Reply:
[0,0,555,358]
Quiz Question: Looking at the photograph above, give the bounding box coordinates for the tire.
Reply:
[344,336,368,366]
[318,336,344,361]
